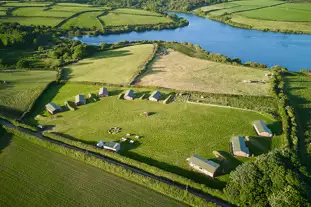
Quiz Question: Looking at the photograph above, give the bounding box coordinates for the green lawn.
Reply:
[0,16,64,26]
[62,11,103,29]
[0,70,56,118]
[114,8,163,16]
[27,83,281,185]
[0,129,184,207]
[12,7,75,18]
[240,3,311,21]
[64,44,155,84]
[100,12,172,26]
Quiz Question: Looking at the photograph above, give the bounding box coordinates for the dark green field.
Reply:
[0,128,185,207]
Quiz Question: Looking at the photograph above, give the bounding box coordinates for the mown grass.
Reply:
[64,44,155,84]
[1,2,51,7]
[0,70,56,118]
[27,83,280,184]
[12,7,75,18]
[230,14,311,33]
[51,5,102,12]
[113,8,162,16]
[138,49,270,96]
[240,3,311,21]
[62,11,103,29]
[0,129,184,207]
[100,12,172,26]
[0,16,64,26]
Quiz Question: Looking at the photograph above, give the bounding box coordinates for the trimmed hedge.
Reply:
[3,126,218,207]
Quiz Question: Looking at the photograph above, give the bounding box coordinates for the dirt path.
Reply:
[0,118,231,207]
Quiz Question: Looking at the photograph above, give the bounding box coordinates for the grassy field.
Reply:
[285,74,311,164]
[113,8,162,16]
[100,12,172,26]
[197,1,311,33]
[0,16,64,26]
[1,2,51,7]
[62,11,104,29]
[137,49,270,96]
[12,7,75,18]
[64,44,155,84]
[240,3,311,21]
[0,129,184,207]
[0,70,56,118]
[26,83,281,185]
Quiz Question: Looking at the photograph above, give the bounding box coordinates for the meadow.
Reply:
[12,7,75,18]
[0,70,56,118]
[64,44,155,84]
[240,3,311,21]
[113,8,163,16]
[197,1,311,33]
[138,49,270,96]
[26,83,280,184]
[61,11,104,29]
[100,12,172,26]
[0,16,63,26]
[0,129,184,207]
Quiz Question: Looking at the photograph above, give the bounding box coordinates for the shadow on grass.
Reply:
[23,83,65,125]
[120,150,227,189]
[90,50,132,60]
[52,132,98,146]
[211,151,243,176]
[0,105,23,119]
[61,68,73,80]
[247,136,271,156]
[0,127,12,154]
[267,121,283,136]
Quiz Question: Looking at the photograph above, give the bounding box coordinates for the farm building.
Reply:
[231,136,250,157]
[253,120,272,137]
[124,89,136,100]
[45,102,62,114]
[75,94,86,106]
[149,90,162,102]
[188,155,220,178]
[99,87,108,97]
[103,141,121,152]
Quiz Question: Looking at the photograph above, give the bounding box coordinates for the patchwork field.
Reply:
[12,7,75,18]
[0,129,184,207]
[197,1,311,33]
[64,44,155,84]
[113,8,163,16]
[240,3,311,21]
[100,12,172,26]
[137,49,270,96]
[62,11,104,29]
[26,83,280,184]
[0,70,56,118]
[0,16,63,26]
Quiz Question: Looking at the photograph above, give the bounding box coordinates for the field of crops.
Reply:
[65,44,155,84]
[62,11,104,29]
[26,83,280,183]
[138,49,270,96]
[0,129,184,207]
[100,12,172,26]
[240,3,311,21]
[0,70,56,118]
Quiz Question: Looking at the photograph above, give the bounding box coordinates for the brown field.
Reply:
[137,49,270,96]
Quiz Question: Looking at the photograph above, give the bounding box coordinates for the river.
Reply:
[74,12,311,71]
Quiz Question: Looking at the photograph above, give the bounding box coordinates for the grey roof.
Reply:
[231,136,250,155]
[124,89,135,98]
[75,94,85,103]
[99,87,108,95]
[104,141,120,149]
[149,91,161,100]
[188,155,220,174]
[253,120,272,134]
[45,102,61,112]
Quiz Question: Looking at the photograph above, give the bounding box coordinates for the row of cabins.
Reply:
[188,120,273,177]
[45,87,109,114]
[124,89,162,102]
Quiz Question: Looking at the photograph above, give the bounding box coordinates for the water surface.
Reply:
[74,13,311,71]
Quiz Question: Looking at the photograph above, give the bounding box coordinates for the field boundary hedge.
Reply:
[56,10,105,28]
[2,125,229,207]
[129,43,159,84]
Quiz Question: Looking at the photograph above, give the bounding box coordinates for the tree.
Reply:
[72,45,87,60]
[16,59,30,69]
